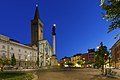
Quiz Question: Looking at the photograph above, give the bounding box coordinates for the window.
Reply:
[19,62,21,66]
[30,52,32,60]
[25,55,27,59]
[18,49,21,52]
[83,58,85,60]
[2,53,6,58]
[2,45,5,49]
[41,30,43,33]
[30,56,32,61]
[19,55,21,60]
[35,53,37,56]
[11,47,13,50]
[92,54,94,57]
[30,52,32,55]
[25,63,26,66]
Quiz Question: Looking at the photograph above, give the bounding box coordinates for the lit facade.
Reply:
[38,40,53,67]
[0,35,38,68]
[111,39,120,68]
[71,54,82,64]
[88,49,95,63]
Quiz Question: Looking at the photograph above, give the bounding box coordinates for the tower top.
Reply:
[52,24,56,35]
[34,4,40,19]
[36,4,38,7]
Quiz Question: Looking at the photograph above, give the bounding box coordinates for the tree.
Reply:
[0,58,9,72]
[94,42,109,71]
[100,0,120,39]
[11,54,16,67]
[77,60,84,65]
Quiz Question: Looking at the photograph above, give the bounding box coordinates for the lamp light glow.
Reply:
[53,24,56,27]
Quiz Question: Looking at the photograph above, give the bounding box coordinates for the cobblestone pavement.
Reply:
[34,68,119,80]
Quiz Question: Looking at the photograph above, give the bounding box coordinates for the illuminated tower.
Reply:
[52,24,56,55]
[31,4,43,45]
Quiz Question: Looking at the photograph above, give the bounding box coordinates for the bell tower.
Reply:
[31,4,43,45]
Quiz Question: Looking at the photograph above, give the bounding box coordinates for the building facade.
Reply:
[60,56,70,67]
[111,39,120,68]
[38,40,53,67]
[0,35,38,68]
[71,54,82,64]
[88,49,95,63]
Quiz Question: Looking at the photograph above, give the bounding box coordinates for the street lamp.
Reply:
[25,59,28,61]
[97,46,100,49]
[28,55,30,57]
[53,24,56,27]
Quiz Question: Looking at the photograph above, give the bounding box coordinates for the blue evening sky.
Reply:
[0,0,119,60]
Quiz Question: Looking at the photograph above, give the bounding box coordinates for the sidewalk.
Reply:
[111,69,120,79]
[4,68,37,72]
[112,69,120,76]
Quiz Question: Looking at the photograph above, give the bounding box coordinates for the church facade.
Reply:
[0,4,57,68]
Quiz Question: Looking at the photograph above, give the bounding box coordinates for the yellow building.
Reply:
[70,54,82,67]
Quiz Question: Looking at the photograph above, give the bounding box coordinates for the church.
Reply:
[0,4,58,68]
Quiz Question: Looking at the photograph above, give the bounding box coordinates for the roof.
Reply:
[60,56,70,60]
[10,38,20,43]
[73,53,82,57]
[88,48,95,53]
[111,39,120,49]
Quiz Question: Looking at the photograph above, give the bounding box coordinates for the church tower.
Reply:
[31,4,43,45]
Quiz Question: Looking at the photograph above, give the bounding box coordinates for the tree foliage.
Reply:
[94,42,109,70]
[100,0,120,38]
[0,58,9,72]
[11,54,16,66]
[77,60,84,65]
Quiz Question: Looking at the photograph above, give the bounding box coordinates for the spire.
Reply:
[52,24,56,35]
[34,4,40,19]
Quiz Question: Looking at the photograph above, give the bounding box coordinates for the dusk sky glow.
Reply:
[0,0,119,60]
